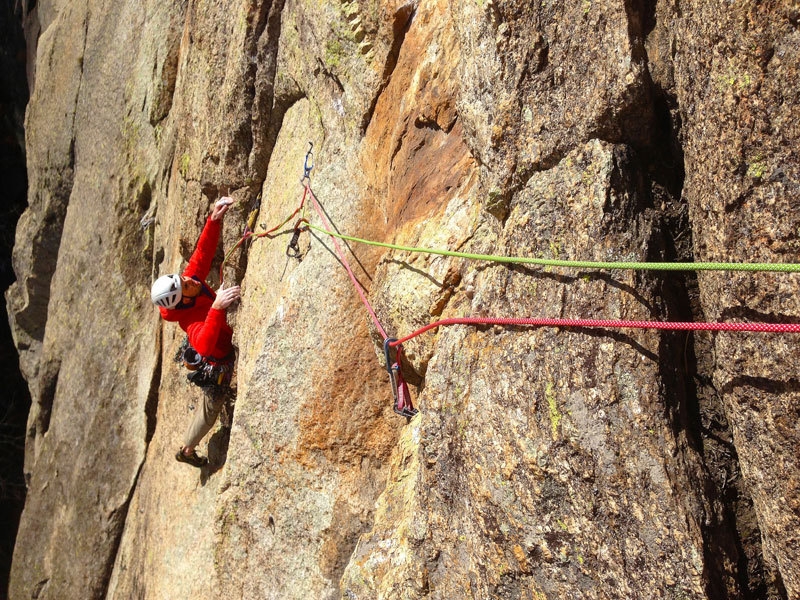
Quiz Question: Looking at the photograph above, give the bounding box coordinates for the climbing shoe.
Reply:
[175,447,208,468]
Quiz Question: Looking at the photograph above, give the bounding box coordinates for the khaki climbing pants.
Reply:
[182,390,223,449]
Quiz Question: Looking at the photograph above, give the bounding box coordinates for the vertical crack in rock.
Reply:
[225,0,288,184]
[360,2,415,134]
[98,459,148,600]
[229,81,305,283]
[148,3,186,126]
[249,0,290,181]
[716,375,795,599]
[144,334,162,444]
[638,7,778,594]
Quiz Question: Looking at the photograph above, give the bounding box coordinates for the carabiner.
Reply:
[383,339,418,418]
[302,142,314,180]
[286,218,309,258]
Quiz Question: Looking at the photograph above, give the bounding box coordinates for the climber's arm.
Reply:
[183,198,233,281]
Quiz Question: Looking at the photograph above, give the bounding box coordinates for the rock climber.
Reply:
[150,197,241,468]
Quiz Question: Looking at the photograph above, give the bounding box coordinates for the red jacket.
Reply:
[159,217,233,360]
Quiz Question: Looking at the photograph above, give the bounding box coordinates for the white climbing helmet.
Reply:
[151,274,182,309]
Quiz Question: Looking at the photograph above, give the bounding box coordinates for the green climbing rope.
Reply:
[306,223,800,273]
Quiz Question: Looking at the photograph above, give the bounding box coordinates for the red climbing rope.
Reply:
[305,183,389,340]
[217,145,800,420]
[219,148,800,361]
[301,180,800,348]
[388,317,800,346]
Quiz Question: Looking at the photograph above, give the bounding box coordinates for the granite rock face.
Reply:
[664,4,800,595]
[7,0,799,599]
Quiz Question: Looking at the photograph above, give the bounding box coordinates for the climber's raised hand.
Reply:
[211,196,234,221]
[212,283,241,310]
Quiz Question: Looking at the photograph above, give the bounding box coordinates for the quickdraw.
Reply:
[383,338,418,418]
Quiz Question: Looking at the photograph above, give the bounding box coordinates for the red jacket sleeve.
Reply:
[186,307,227,358]
[183,217,220,281]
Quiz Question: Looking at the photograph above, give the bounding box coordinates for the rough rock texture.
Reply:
[347,139,715,599]
[7,0,800,599]
[665,4,800,595]
[0,3,32,597]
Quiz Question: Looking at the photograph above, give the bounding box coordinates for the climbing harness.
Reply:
[174,337,234,390]
[218,145,800,420]
[384,338,418,418]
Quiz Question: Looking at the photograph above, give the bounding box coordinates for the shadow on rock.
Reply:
[201,422,232,485]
